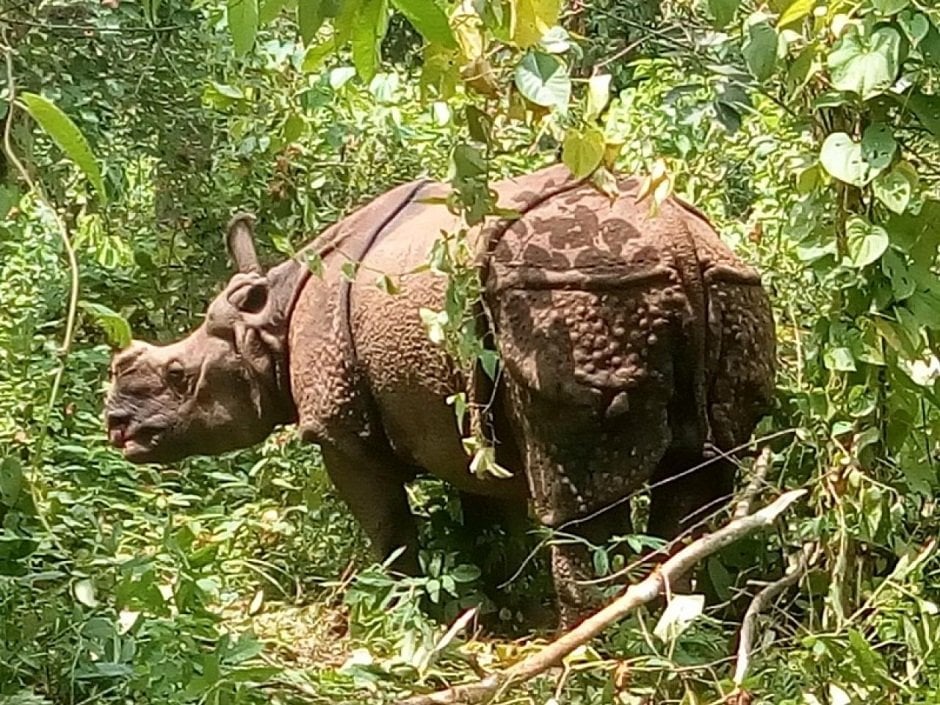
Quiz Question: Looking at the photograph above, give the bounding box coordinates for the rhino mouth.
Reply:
[107,418,169,462]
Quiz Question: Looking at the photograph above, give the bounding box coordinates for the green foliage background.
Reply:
[0,0,938,703]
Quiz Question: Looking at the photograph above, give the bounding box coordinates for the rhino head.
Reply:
[105,215,299,463]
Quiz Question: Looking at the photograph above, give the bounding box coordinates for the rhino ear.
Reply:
[226,212,262,274]
[227,277,269,314]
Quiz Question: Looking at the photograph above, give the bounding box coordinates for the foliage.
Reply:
[0,0,938,704]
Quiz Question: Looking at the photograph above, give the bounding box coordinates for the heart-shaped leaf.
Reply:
[846,217,889,268]
[906,91,940,142]
[828,27,901,100]
[514,51,571,112]
[820,132,884,186]
[743,17,778,81]
[873,168,913,214]
[562,127,605,179]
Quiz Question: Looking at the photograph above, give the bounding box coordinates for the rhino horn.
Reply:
[226,212,262,274]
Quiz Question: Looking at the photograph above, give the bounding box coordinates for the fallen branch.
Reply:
[399,489,807,705]
[733,447,773,519]
[730,546,813,698]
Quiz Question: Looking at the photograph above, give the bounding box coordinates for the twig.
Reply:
[733,447,773,519]
[730,547,813,695]
[398,490,807,705]
[499,429,798,590]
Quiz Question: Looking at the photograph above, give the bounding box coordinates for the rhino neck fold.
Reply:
[263,257,312,425]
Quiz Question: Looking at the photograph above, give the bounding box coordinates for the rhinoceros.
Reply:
[105,165,775,626]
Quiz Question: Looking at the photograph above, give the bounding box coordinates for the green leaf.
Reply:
[897,10,929,46]
[860,123,896,172]
[873,168,912,214]
[227,0,259,56]
[742,17,778,81]
[906,91,940,142]
[20,93,106,204]
[302,40,337,72]
[513,51,571,112]
[708,0,740,27]
[351,0,387,81]
[375,273,399,294]
[305,251,324,277]
[846,217,889,268]
[777,0,815,28]
[0,457,23,507]
[283,113,305,143]
[820,132,887,187]
[450,564,481,583]
[259,0,289,24]
[80,302,132,347]
[872,0,909,14]
[297,0,326,43]
[827,27,901,100]
[465,105,492,145]
[882,250,916,300]
[824,346,856,372]
[452,143,487,178]
[562,127,605,179]
[390,0,456,48]
[340,260,360,281]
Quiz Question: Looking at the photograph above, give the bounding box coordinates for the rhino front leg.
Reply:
[321,443,420,575]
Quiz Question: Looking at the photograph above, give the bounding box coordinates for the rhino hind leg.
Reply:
[706,281,776,451]
[320,442,420,575]
[647,446,736,539]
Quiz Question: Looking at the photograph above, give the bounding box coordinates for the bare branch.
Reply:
[398,490,807,705]
[734,447,773,519]
[730,546,813,696]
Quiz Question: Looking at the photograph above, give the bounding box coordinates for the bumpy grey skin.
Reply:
[105,166,775,629]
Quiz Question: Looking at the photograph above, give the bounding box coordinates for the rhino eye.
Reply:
[165,361,187,389]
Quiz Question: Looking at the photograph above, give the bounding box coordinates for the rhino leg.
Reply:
[647,447,736,539]
[320,443,419,575]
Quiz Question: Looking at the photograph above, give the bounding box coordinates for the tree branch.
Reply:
[398,489,807,705]
[734,447,773,519]
[730,546,813,698]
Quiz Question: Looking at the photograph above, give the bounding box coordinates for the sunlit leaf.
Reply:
[820,132,886,187]
[510,0,560,48]
[653,594,705,641]
[562,127,605,179]
[873,168,913,214]
[777,0,815,28]
[513,51,570,112]
[585,73,611,121]
[351,0,388,81]
[80,302,132,347]
[828,27,901,100]
[846,217,889,268]
[73,579,98,608]
[20,93,107,204]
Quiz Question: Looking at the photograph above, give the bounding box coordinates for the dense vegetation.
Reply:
[1,0,938,703]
